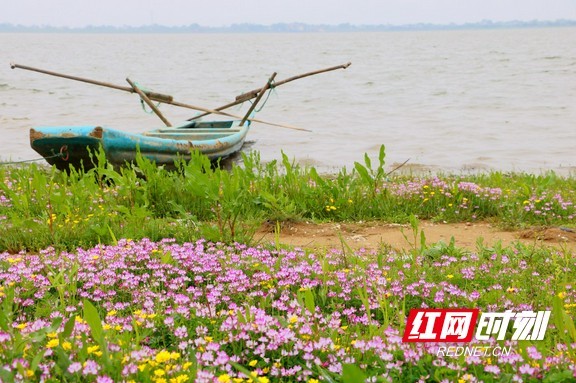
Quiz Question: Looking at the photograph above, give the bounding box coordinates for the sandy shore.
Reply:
[256,221,576,252]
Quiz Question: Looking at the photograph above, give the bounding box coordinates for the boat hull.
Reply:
[30,121,249,171]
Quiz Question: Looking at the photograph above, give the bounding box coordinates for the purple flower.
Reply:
[67,362,82,374]
[174,326,188,338]
[519,364,535,375]
[83,360,100,376]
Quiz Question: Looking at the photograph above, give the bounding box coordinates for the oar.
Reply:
[169,98,311,132]
[240,72,277,126]
[126,78,172,127]
[188,62,352,121]
[10,62,310,132]
[10,62,173,103]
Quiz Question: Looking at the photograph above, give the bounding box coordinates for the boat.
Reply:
[29,119,249,171]
[14,62,350,171]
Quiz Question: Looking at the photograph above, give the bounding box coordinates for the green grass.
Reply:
[0,146,575,252]
[1,147,576,381]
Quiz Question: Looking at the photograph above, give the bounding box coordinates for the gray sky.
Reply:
[1,0,575,27]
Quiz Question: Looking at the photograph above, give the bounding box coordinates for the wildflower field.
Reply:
[0,148,575,382]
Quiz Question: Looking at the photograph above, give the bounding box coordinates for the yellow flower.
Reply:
[257,378,269,383]
[154,369,166,377]
[107,310,117,316]
[47,332,58,338]
[170,352,180,360]
[87,345,100,354]
[155,350,172,363]
[308,379,320,383]
[16,323,27,330]
[558,292,566,299]
[25,370,34,378]
[46,339,59,348]
[289,316,298,324]
[62,341,72,351]
[249,359,258,367]
[182,362,193,370]
[218,374,232,383]
[446,274,454,279]
[204,336,213,342]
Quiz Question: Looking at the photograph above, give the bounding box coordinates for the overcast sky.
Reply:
[1,0,575,27]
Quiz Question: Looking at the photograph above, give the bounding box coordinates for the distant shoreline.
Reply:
[1,19,575,33]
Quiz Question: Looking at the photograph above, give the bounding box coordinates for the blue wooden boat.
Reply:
[29,119,250,171]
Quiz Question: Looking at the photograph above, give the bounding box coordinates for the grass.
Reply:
[0,231,575,382]
[0,147,575,382]
[0,146,575,252]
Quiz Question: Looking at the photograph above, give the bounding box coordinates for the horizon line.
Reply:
[1,19,575,30]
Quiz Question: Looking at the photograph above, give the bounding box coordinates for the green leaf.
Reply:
[342,363,367,383]
[0,366,14,383]
[364,153,372,172]
[378,144,386,168]
[304,288,316,314]
[61,316,76,340]
[0,305,8,332]
[230,362,253,378]
[30,347,45,372]
[83,299,103,344]
[543,370,574,383]
[354,162,372,185]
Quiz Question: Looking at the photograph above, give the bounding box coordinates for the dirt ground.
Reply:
[255,221,576,252]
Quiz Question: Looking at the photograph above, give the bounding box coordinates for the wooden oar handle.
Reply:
[10,62,174,103]
[146,92,174,103]
[234,62,352,101]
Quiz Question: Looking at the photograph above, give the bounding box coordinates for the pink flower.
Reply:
[519,363,535,375]
[67,362,82,374]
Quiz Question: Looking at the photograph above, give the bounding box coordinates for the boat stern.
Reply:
[30,126,104,171]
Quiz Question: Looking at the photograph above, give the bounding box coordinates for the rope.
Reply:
[0,146,67,166]
[134,81,162,114]
[255,81,276,113]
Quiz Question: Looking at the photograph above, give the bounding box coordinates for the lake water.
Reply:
[1,28,575,174]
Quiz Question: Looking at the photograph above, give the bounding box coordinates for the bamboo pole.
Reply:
[188,62,351,121]
[11,62,311,132]
[11,62,174,103]
[126,78,172,127]
[240,72,277,127]
[169,99,311,132]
